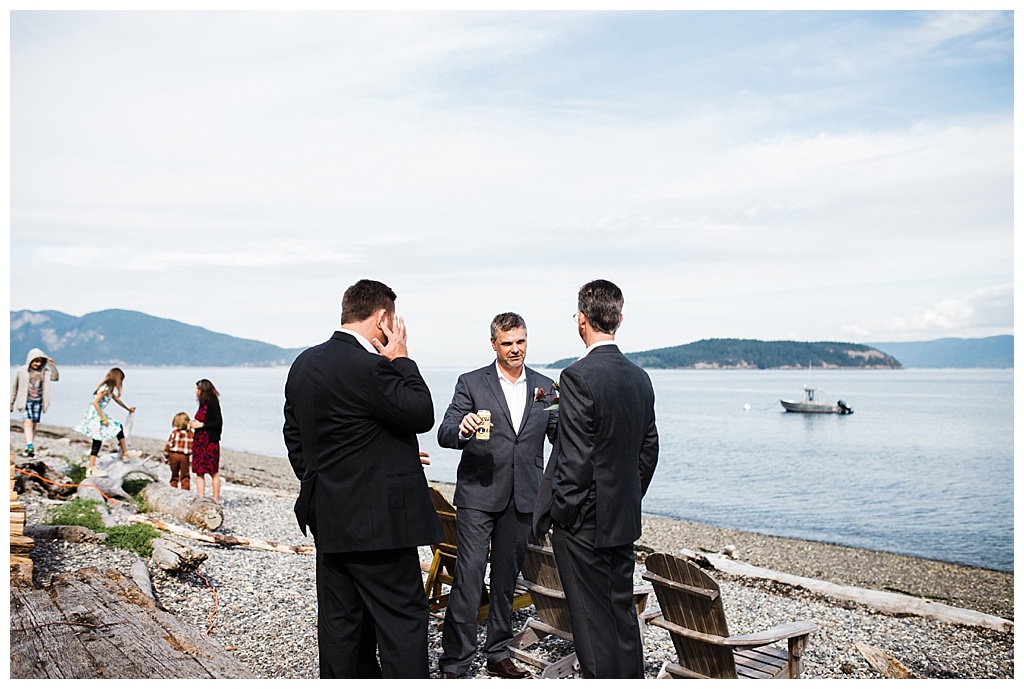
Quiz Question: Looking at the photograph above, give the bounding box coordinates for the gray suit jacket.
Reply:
[437,363,559,514]
[533,344,659,548]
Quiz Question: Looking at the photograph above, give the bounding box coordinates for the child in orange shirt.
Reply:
[163,412,193,491]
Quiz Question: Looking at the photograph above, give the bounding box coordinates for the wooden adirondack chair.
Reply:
[422,487,532,624]
[423,488,460,617]
[642,552,817,679]
[509,531,653,679]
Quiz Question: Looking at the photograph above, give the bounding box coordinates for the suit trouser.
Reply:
[315,546,430,678]
[438,499,531,674]
[552,520,644,679]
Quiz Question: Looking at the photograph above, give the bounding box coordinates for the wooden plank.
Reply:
[10,567,257,679]
[10,555,33,585]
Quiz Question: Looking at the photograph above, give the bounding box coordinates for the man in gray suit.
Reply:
[533,279,659,678]
[437,312,559,679]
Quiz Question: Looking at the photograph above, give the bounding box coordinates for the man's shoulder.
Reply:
[289,333,367,372]
[458,363,496,382]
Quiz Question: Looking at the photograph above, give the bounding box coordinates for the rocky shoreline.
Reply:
[12,423,1015,679]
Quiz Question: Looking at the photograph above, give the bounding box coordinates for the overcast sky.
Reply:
[9,8,1014,367]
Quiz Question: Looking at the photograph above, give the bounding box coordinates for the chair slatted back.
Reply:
[428,487,458,555]
[644,553,737,679]
[521,532,573,635]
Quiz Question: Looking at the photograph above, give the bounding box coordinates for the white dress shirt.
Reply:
[497,362,528,435]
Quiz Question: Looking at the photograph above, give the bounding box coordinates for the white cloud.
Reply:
[841,284,1013,341]
[9,11,1014,363]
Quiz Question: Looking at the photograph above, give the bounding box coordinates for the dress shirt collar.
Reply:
[340,328,378,354]
[495,361,527,386]
[580,339,618,359]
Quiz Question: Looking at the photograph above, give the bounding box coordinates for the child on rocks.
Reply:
[10,348,59,457]
[75,367,137,477]
[163,412,193,491]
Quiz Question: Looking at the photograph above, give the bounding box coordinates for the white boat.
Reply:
[780,386,853,414]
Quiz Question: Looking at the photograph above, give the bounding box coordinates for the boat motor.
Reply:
[837,400,854,415]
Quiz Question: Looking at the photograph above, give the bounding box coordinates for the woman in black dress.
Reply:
[189,379,223,503]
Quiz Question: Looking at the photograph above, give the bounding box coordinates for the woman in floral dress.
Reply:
[74,367,136,477]
[190,378,223,503]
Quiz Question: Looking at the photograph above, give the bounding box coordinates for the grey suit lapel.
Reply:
[518,367,541,434]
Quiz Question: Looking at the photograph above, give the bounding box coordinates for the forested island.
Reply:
[548,338,902,370]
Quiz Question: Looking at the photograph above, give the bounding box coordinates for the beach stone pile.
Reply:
[13,429,1014,679]
[18,486,1012,680]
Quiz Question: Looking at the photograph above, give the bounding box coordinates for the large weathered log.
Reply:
[150,536,208,573]
[9,567,256,678]
[679,548,1014,633]
[141,482,223,531]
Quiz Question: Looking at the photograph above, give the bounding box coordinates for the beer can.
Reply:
[476,410,491,441]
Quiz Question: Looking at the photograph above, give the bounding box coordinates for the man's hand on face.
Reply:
[373,314,410,361]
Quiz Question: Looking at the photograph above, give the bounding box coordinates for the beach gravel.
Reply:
[13,425,1015,679]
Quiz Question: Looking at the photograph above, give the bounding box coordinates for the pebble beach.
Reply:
[13,423,1015,679]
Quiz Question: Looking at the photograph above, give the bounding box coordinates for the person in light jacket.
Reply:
[10,347,60,458]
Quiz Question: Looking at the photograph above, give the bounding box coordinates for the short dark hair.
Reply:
[490,312,527,340]
[578,279,623,334]
[341,279,397,325]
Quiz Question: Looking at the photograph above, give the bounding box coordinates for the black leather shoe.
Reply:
[487,658,532,679]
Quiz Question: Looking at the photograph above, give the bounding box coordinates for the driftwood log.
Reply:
[131,514,315,555]
[77,454,161,503]
[855,642,919,679]
[141,482,224,531]
[13,460,79,499]
[150,536,208,573]
[24,524,108,544]
[9,567,256,679]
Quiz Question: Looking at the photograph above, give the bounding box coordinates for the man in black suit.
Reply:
[283,279,442,679]
[437,312,559,679]
[533,279,659,678]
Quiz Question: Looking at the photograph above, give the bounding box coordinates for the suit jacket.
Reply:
[533,344,659,548]
[283,331,443,553]
[438,363,558,514]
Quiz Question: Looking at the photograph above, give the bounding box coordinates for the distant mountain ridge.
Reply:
[865,336,1013,369]
[9,309,304,366]
[549,338,901,370]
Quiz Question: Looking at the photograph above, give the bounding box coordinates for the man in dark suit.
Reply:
[437,312,559,679]
[283,279,442,679]
[533,279,659,679]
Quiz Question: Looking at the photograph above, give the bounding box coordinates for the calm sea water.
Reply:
[13,365,1013,573]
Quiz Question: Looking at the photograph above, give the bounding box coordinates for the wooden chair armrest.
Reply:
[637,606,663,624]
[723,621,818,648]
[641,570,719,600]
[519,579,566,601]
[647,614,727,646]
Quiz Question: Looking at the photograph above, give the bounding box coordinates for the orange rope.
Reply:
[193,568,220,635]
[13,457,221,636]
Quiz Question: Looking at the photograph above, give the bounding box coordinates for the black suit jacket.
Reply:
[437,363,558,514]
[533,344,659,548]
[283,331,443,553]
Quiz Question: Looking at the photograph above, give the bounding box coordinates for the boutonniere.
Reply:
[534,382,559,410]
